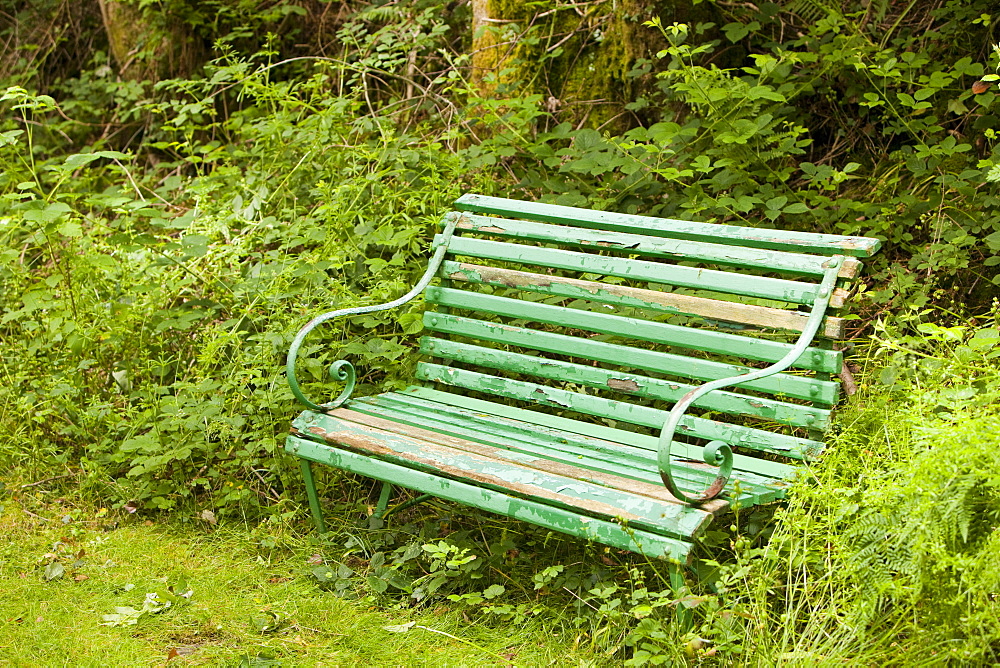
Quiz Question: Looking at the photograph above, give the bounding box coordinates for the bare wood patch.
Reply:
[448,262,848,337]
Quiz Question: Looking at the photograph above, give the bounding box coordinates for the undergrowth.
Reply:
[3,1,1000,664]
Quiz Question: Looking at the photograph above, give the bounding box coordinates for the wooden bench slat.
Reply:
[287,434,696,562]
[416,364,826,460]
[341,400,751,506]
[402,387,800,480]
[454,194,882,258]
[444,236,850,307]
[443,261,847,338]
[454,213,862,279]
[421,337,831,429]
[348,393,787,505]
[292,410,718,539]
[426,287,843,374]
[424,312,840,404]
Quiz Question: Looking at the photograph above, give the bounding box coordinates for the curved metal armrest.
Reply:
[657,256,845,504]
[286,216,459,411]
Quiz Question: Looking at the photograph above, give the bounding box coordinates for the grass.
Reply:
[0,491,596,667]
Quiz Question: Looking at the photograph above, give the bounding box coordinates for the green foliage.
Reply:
[0,70,473,515]
[4,2,1000,664]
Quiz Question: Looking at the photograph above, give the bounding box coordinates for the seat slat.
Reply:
[426,287,843,374]
[421,337,830,429]
[287,433,696,561]
[454,194,882,258]
[424,312,840,404]
[444,236,850,307]
[292,409,716,540]
[416,363,826,460]
[402,386,799,480]
[349,393,787,504]
[454,213,861,279]
[443,261,846,338]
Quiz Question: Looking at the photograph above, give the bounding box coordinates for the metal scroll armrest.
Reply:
[285,216,459,411]
[656,256,846,504]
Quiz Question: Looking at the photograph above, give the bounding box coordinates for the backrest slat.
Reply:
[416,363,826,460]
[421,337,831,430]
[423,312,840,404]
[443,261,846,338]
[446,236,849,307]
[454,213,862,279]
[455,194,882,258]
[425,286,843,374]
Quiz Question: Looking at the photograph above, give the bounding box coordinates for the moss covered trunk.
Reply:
[98,0,204,81]
[469,0,721,129]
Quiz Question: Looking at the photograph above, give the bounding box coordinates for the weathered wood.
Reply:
[443,261,847,338]
[349,393,787,505]
[454,193,882,258]
[401,387,800,481]
[421,337,831,429]
[320,408,737,511]
[423,312,840,403]
[445,236,851,307]
[292,411,717,538]
[453,212,862,278]
[416,364,826,460]
[287,434,696,562]
[425,287,843,374]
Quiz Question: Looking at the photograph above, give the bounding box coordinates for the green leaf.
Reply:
[43,562,64,581]
[22,202,72,223]
[783,203,810,214]
[383,621,416,633]
[483,584,505,599]
[100,606,144,627]
[765,196,788,211]
[251,611,284,634]
[60,151,130,171]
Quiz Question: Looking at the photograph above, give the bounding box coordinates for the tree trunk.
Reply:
[98,0,204,81]
[470,0,508,96]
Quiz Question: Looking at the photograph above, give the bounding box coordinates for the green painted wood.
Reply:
[445,236,844,307]
[290,411,716,540]
[421,337,830,430]
[347,393,785,505]
[338,400,749,506]
[442,261,847,338]
[287,434,694,561]
[444,236,852,310]
[453,194,882,258]
[415,363,825,460]
[424,313,839,404]
[402,386,799,481]
[455,213,859,278]
[425,287,843,374]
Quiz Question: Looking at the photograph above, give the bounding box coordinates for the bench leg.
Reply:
[373,481,394,519]
[299,459,327,534]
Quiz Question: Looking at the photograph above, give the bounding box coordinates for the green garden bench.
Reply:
[284,194,880,565]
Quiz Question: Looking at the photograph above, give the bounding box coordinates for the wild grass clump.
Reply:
[679,318,1000,665]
